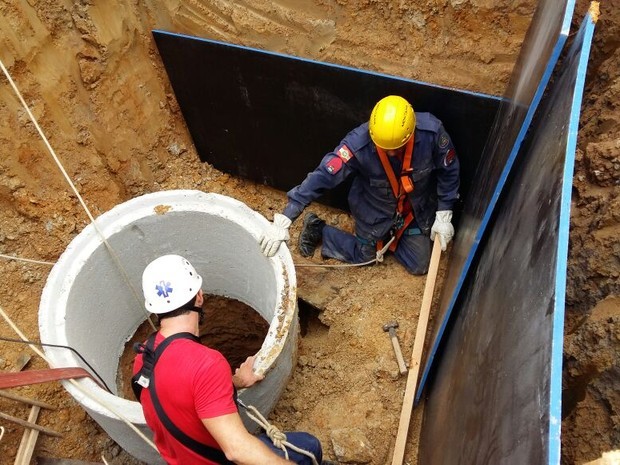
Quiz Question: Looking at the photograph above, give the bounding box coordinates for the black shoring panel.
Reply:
[152,31,500,214]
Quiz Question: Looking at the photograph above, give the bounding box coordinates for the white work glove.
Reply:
[430,210,454,251]
[259,213,292,257]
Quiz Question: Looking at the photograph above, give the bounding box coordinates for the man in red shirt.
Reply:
[133,254,325,464]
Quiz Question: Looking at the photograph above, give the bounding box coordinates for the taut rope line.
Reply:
[0,58,154,331]
[0,254,55,266]
[294,235,396,268]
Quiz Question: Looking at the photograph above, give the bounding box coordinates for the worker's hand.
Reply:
[233,356,264,389]
[430,210,454,251]
[259,213,292,257]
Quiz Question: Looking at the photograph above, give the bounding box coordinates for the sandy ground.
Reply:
[0,1,618,464]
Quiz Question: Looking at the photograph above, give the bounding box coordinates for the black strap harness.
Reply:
[132,332,235,464]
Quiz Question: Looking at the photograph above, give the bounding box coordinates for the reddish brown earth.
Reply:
[0,1,618,464]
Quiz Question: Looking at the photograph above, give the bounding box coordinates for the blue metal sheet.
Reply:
[418,11,595,465]
[417,0,576,400]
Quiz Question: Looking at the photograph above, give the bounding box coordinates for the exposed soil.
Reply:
[0,1,618,464]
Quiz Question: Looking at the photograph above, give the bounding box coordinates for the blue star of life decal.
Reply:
[156,281,173,298]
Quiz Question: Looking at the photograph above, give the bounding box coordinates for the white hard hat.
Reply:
[142,254,203,314]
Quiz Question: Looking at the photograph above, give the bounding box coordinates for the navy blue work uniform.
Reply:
[283,113,460,274]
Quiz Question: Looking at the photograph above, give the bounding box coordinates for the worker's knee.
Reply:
[397,248,430,274]
[405,263,429,275]
[396,234,431,274]
[256,431,322,464]
[282,432,323,464]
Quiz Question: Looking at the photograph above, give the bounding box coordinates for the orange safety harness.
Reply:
[375,136,415,252]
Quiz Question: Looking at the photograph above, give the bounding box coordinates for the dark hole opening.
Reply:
[298,298,329,338]
[117,294,269,399]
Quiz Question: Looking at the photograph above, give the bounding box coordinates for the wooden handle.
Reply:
[390,335,408,375]
[391,239,442,465]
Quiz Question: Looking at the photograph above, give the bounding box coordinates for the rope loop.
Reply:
[295,235,396,269]
[239,401,319,465]
[265,424,287,449]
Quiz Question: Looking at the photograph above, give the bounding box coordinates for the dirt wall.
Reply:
[0,1,617,464]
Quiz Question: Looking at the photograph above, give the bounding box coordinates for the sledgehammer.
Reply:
[383,321,408,375]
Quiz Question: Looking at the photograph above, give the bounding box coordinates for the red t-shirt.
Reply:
[133,332,238,464]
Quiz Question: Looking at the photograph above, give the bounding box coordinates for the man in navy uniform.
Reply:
[259,95,459,275]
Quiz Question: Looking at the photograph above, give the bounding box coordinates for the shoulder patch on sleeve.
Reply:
[326,156,343,174]
[438,131,450,149]
[337,144,354,162]
[443,148,456,166]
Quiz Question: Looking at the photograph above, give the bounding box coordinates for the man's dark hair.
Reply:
[156,294,198,323]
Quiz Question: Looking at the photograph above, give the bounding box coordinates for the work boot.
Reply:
[298,213,325,257]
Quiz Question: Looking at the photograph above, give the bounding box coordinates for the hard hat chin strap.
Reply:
[177,301,205,325]
[156,299,205,324]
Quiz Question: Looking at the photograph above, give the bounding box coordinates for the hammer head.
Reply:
[383,321,399,332]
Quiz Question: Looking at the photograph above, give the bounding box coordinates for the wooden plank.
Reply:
[391,239,442,465]
[0,367,94,389]
[36,459,104,465]
[0,390,56,410]
[0,411,62,438]
[14,405,40,465]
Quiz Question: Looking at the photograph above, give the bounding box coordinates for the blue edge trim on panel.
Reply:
[415,2,577,404]
[548,13,595,465]
[152,30,501,102]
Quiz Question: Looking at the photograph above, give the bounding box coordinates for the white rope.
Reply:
[238,400,319,465]
[0,59,158,455]
[294,235,396,268]
[0,254,55,266]
[0,58,155,331]
[0,426,4,442]
[0,60,98,226]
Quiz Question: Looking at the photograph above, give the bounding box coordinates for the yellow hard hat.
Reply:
[369,95,416,150]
